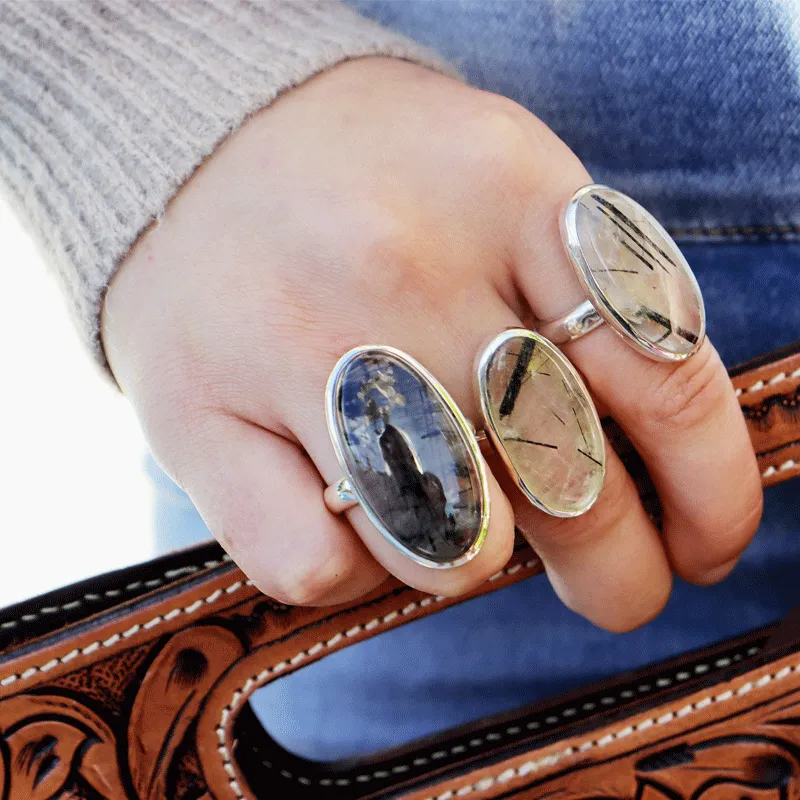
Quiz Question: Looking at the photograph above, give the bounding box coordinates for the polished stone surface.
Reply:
[567,185,705,359]
[330,349,485,566]
[480,331,604,516]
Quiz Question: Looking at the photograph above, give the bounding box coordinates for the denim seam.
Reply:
[667,223,800,240]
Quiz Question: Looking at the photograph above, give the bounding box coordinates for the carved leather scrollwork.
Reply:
[128,625,244,800]
[632,736,800,799]
[0,345,796,799]
[0,694,126,799]
[0,624,243,799]
[501,719,800,799]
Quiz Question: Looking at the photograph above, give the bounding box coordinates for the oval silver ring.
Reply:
[539,184,707,362]
[475,328,606,518]
[324,345,490,569]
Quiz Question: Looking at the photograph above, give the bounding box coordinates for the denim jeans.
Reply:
[150,0,800,761]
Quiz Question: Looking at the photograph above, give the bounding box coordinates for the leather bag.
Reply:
[0,342,798,799]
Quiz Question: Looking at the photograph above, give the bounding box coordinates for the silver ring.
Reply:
[537,299,604,345]
[538,184,707,362]
[324,345,490,570]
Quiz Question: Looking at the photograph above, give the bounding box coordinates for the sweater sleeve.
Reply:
[0,0,454,371]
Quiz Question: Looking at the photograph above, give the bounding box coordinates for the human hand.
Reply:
[102,57,762,631]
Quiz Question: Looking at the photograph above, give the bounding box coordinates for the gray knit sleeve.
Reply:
[0,1,452,369]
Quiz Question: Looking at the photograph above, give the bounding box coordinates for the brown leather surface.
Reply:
[399,647,800,800]
[732,346,800,488]
[0,343,796,799]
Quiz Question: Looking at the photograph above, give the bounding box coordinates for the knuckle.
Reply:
[593,460,635,529]
[720,487,764,557]
[518,460,633,563]
[344,213,468,323]
[458,102,540,187]
[454,96,586,197]
[267,207,421,339]
[434,532,515,598]
[553,462,632,553]
[328,208,437,307]
[356,220,422,290]
[205,490,360,607]
[468,102,529,154]
[267,552,357,607]
[647,345,730,432]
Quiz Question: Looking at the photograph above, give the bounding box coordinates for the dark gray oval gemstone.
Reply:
[327,347,487,567]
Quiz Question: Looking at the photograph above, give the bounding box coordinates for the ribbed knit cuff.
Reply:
[0,0,455,373]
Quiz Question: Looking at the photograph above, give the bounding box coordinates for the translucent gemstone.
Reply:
[564,185,705,360]
[478,330,605,517]
[328,348,487,567]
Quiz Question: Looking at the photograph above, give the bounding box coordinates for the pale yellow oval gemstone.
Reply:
[566,185,705,360]
[479,331,605,517]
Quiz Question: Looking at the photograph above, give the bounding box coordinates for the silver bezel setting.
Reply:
[561,184,706,362]
[325,345,490,569]
[475,328,605,518]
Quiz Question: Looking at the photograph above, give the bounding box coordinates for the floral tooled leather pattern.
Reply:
[0,626,243,799]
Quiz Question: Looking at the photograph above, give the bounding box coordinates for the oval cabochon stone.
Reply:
[566,185,705,360]
[479,330,605,517]
[329,348,487,567]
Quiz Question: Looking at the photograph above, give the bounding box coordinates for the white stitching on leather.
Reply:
[242,645,760,792]
[215,566,762,798]
[0,572,252,689]
[0,556,231,632]
[216,559,542,798]
[762,459,799,478]
[417,660,798,800]
[734,366,800,397]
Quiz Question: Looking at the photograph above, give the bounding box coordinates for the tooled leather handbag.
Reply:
[0,343,798,799]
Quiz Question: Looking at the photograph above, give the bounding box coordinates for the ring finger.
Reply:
[515,177,762,595]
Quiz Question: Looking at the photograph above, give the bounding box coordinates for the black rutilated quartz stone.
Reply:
[330,349,484,566]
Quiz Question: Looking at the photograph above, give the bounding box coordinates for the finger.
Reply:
[514,176,762,585]
[164,411,389,605]
[496,443,672,633]
[568,332,762,583]
[294,289,520,597]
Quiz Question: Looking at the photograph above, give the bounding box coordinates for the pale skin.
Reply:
[102,57,763,633]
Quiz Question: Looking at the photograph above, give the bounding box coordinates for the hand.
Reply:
[102,57,762,631]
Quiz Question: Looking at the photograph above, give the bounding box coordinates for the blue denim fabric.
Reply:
[349,0,800,232]
[149,0,800,761]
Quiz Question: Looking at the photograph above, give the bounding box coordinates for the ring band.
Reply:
[539,184,707,362]
[536,299,604,345]
[323,477,359,514]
